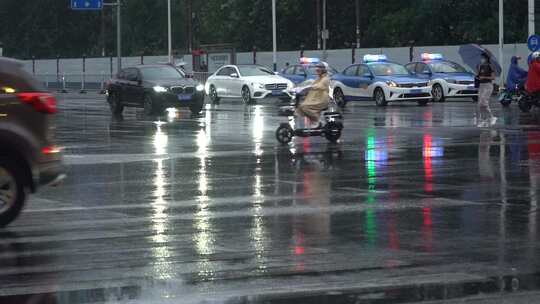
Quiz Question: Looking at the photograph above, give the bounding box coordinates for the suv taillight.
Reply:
[16,92,57,114]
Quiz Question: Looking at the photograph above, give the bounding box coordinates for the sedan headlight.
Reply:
[196,84,205,91]
[386,80,398,87]
[153,86,168,93]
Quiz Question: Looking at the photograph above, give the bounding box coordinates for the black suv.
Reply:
[0,57,65,226]
[106,64,205,116]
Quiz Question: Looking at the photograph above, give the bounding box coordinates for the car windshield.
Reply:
[369,62,410,76]
[429,61,468,73]
[306,65,338,76]
[140,66,184,80]
[238,66,274,76]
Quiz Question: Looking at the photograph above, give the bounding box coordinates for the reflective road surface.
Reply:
[3,94,540,303]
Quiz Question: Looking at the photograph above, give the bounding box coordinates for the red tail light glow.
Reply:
[42,146,61,154]
[16,93,57,114]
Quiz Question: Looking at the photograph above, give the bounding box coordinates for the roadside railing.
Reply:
[36,72,212,94]
[35,73,110,94]
[191,72,211,84]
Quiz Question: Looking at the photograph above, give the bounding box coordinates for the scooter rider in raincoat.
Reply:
[295,62,331,129]
[506,56,527,91]
[526,52,540,96]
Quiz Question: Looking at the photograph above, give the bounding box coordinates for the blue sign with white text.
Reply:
[71,0,102,10]
[528,35,540,52]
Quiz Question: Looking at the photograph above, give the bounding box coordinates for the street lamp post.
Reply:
[499,0,504,86]
[355,0,360,49]
[529,0,535,36]
[322,0,327,61]
[272,0,277,71]
[103,1,122,73]
[167,0,173,64]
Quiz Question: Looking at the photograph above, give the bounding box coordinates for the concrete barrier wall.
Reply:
[21,43,530,85]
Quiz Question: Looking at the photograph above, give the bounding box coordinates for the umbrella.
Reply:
[458,44,502,76]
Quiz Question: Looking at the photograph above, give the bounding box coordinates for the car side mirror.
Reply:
[363,73,373,78]
[230,73,239,78]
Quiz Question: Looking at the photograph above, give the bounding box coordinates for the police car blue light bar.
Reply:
[300,57,320,64]
[363,54,388,63]
[421,53,443,61]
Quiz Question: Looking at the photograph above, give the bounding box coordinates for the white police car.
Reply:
[331,55,432,107]
[405,53,478,103]
[281,57,339,85]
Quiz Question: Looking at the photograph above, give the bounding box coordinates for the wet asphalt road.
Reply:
[3,93,540,303]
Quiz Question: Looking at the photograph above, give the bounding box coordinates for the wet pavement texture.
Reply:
[3,94,540,303]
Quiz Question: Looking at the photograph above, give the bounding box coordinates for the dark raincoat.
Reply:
[506,56,527,90]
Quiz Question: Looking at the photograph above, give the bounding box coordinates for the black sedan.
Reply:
[106,64,205,116]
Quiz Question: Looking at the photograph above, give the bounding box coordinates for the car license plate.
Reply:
[178,94,192,101]
[410,89,422,94]
[272,90,283,96]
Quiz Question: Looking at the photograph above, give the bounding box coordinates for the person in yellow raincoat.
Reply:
[295,63,330,128]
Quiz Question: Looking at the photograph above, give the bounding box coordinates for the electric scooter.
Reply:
[275,86,343,144]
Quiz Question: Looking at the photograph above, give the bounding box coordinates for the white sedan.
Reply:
[205,65,295,104]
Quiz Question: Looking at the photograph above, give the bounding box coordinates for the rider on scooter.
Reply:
[526,51,540,96]
[507,56,527,91]
[295,62,331,129]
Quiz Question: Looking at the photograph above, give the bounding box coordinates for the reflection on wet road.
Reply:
[3,95,540,303]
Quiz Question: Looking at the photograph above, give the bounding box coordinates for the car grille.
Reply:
[399,82,428,88]
[265,83,288,90]
[458,90,477,95]
[170,86,195,94]
[457,80,474,85]
[402,93,431,98]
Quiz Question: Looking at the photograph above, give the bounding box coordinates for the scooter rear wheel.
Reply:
[498,92,512,107]
[519,98,533,113]
[276,124,294,145]
[324,122,343,143]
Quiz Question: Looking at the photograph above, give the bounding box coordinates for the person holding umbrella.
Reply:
[476,52,497,127]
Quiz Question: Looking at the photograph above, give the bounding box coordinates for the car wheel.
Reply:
[209,85,220,104]
[334,88,346,108]
[242,86,253,104]
[374,88,387,107]
[432,84,445,103]
[190,99,204,115]
[0,158,26,227]
[108,91,124,115]
[144,94,161,116]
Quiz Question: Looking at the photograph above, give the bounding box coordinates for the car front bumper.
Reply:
[446,83,478,97]
[154,91,205,107]
[252,89,294,99]
[386,86,432,101]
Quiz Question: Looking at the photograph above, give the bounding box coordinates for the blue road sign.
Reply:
[528,35,540,52]
[71,0,102,10]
